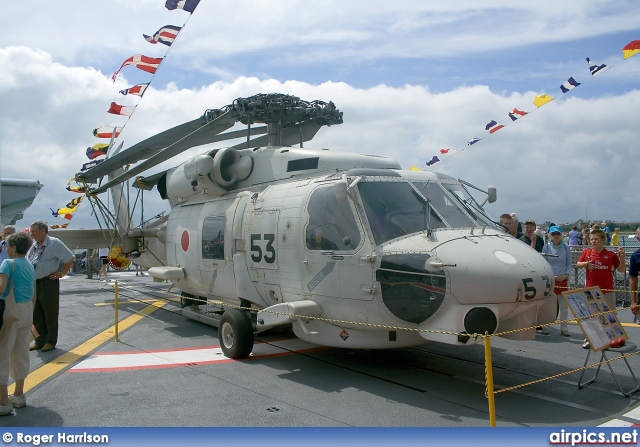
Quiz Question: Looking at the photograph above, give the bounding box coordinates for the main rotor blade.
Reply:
[84,111,241,195]
[79,112,260,185]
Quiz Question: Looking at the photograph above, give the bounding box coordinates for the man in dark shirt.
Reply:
[520,219,544,252]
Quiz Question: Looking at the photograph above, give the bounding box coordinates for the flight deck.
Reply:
[3,271,640,427]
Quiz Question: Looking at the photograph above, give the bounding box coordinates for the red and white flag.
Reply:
[93,126,123,138]
[111,55,163,82]
[107,102,136,117]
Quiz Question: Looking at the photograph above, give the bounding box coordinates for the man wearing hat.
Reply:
[520,219,544,252]
[541,225,572,336]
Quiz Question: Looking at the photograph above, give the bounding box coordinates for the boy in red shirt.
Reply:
[577,229,626,310]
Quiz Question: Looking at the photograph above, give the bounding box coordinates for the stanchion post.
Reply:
[114,280,119,342]
[484,332,496,427]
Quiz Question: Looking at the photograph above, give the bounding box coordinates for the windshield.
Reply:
[440,182,494,227]
[358,180,489,245]
[358,181,446,245]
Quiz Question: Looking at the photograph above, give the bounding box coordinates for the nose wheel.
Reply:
[219,308,255,359]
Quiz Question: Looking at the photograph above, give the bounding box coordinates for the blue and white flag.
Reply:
[426,156,440,167]
[165,0,200,13]
[81,159,105,171]
[586,57,611,76]
[467,137,481,146]
[143,25,182,46]
[560,77,581,93]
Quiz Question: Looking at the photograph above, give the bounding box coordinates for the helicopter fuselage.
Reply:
[141,145,556,352]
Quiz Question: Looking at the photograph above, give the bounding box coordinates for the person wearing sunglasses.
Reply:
[541,225,572,336]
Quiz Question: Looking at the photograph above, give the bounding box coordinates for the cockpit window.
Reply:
[358,182,446,245]
[412,182,475,229]
[440,183,494,227]
[306,186,361,251]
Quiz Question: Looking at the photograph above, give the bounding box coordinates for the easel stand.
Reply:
[578,342,640,397]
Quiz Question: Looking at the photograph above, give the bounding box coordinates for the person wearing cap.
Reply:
[541,225,572,336]
[577,229,626,311]
[520,219,543,252]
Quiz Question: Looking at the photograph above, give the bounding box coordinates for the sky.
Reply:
[1,0,640,230]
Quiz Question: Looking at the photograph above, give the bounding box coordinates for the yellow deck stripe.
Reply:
[11,300,167,393]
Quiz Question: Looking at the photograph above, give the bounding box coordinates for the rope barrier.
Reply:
[109,277,640,427]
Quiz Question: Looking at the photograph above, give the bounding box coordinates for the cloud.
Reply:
[2,1,640,229]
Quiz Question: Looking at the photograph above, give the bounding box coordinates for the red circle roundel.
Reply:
[181,229,190,252]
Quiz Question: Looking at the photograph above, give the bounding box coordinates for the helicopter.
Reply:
[52,93,557,359]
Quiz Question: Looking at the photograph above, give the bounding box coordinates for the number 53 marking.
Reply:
[522,276,552,300]
[250,233,276,264]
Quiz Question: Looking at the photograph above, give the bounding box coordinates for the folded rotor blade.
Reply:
[79,112,261,186]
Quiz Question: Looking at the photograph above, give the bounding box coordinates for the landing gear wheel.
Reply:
[219,308,254,359]
[180,292,196,308]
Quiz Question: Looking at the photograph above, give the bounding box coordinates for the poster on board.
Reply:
[561,286,628,352]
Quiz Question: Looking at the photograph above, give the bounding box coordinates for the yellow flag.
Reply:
[533,94,554,108]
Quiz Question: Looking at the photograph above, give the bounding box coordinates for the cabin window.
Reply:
[306,186,361,251]
[202,216,225,260]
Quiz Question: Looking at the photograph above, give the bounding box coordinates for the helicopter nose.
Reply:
[433,234,554,307]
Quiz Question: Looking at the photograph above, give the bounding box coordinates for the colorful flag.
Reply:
[81,159,105,171]
[65,197,83,209]
[508,108,528,121]
[560,77,581,93]
[66,184,86,193]
[586,58,610,76]
[108,102,136,117]
[86,144,109,160]
[66,178,86,193]
[111,55,163,82]
[485,120,504,134]
[55,196,83,219]
[144,25,182,46]
[119,83,149,97]
[467,137,481,146]
[533,94,554,108]
[93,126,123,139]
[622,40,640,60]
[425,156,440,167]
[165,0,200,13]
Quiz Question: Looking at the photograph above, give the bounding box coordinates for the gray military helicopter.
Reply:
[54,93,556,359]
